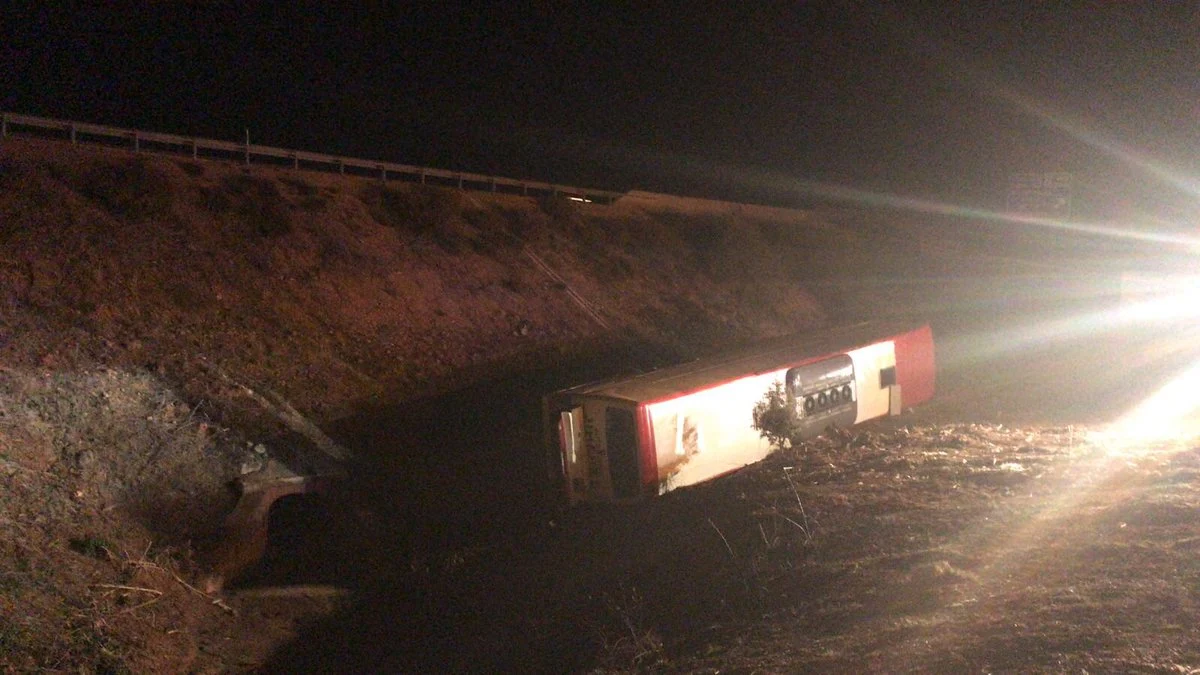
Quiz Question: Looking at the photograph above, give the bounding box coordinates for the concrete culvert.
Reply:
[247,493,334,586]
[197,463,342,593]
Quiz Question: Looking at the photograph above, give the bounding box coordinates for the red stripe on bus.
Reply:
[893,325,936,406]
[637,404,657,495]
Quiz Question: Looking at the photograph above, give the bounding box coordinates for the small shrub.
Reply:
[362,184,480,253]
[174,161,205,177]
[585,249,636,281]
[463,207,518,253]
[0,620,33,655]
[198,185,232,214]
[594,584,667,671]
[79,159,173,221]
[430,223,472,254]
[298,195,328,212]
[363,184,461,234]
[461,207,497,230]
[751,380,801,449]
[318,236,355,266]
[221,173,293,238]
[279,176,318,197]
[502,207,548,241]
[164,279,206,312]
[68,536,112,559]
[280,177,328,212]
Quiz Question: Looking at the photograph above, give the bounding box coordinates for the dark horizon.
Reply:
[3,3,1197,219]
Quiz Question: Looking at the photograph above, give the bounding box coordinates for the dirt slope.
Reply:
[0,137,835,671]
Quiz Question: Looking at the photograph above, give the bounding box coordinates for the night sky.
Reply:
[3,2,1197,216]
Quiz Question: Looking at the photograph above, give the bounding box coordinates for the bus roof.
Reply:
[555,320,926,404]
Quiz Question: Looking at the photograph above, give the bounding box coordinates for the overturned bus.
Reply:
[544,322,935,503]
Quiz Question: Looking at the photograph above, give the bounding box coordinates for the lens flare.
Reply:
[1093,355,1200,451]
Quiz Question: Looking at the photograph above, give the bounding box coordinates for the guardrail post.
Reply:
[292,154,298,170]
[69,123,76,144]
[338,160,344,175]
[521,183,528,196]
[457,174,463,189]
[191,139,198,159]
[244,128,250,165]
[420,170,425,185]
[380,166,386,182]
[132,133,139,153]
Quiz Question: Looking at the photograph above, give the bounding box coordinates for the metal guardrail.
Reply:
[0,111,624,203]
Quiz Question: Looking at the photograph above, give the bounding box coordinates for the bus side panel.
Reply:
[645,370,780,494]
[606,405,642,500]
[580,399,612,501]
[846,341,897,424]
[894,325,936,407]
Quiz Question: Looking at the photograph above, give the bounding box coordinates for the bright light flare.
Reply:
[1117,273,1200,324]
[1075,270,1200,452]
[1093,355,1200,451]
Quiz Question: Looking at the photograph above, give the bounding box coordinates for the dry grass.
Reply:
[219,172,294,238]
[255,412,1200,672]
[0,368,242,542]
[0,367,247,672]
[360,183,469,250]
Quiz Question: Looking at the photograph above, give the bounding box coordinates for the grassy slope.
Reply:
[0,137,844,672]
[0,138,841,428]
